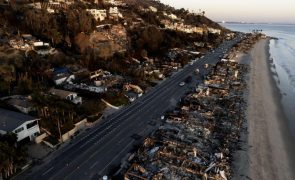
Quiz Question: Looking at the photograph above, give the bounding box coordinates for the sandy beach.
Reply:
[233,38,295,180]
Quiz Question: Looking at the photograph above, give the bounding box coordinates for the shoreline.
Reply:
[263,38,295,178]
[233,38,295,179]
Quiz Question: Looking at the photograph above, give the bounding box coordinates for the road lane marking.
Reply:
[64,138,134,180]
[90,161,99,169]
[90,152,97,159]
[98,140,135,175]
[79,142,89,149]
[42,167,54,176]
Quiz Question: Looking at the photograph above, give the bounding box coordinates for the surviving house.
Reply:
[49,88,82,104]
[168,13,178,20]
[109,7,123,20]
[33,41,55,55]
[53,67,75,85]
[0,108,40,142]
[208,27,221,35]
[105,0,125,6]
[22,34,34,41]
[86,9,107,21]
[148,6,157,12]
[105,0,115,4]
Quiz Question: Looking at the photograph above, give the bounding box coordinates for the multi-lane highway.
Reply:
[18,35,243,180]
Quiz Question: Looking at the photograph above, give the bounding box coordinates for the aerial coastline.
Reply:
[1,0,294,179]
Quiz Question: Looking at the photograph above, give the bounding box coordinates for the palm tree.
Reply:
[202,11,205,16]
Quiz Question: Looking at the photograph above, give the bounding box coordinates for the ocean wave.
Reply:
[283,42,295,58]
[280,63,295,88]
[270,55,295,88]
[290,76,295,89]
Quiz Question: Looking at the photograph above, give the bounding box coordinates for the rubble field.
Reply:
[118,34,264,180]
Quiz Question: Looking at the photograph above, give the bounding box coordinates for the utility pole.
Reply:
[57,117,63,143]
[55,109,63,143]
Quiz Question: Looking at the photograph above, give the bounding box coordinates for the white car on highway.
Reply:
[195,68,200,74]
[179,82,185,87]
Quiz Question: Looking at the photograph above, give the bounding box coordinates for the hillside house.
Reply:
[168,13,178,20]
[105,0,125,6]
[22,34,34,41]
[87,9,107,21]
[53,74,75,85]
[193,27,204,34]
[109,7,123,20]
[105,0,115,4]
[149,6,157,12]
[53,67,75,85]
[33,41,55,55]
[208,28,221,35]
[49,88,82,104]
[0,108,40,142]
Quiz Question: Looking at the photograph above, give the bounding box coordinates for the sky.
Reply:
[160,0,295,24]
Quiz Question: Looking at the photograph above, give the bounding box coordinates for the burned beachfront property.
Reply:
[119,50,250,179]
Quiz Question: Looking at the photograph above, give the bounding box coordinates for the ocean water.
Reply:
[222,23,295,139]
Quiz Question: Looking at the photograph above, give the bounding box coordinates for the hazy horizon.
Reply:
[160,0,295,24]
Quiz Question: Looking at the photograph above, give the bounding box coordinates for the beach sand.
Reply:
[233,39,295,180]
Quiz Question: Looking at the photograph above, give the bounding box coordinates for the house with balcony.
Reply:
[49,88,82,105]
[0,108,40,142]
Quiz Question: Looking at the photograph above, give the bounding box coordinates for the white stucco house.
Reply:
[0,108,40,142]
[109,7,123,19]
[149,6,157,12]
[208,28,221,35]
[33,41,56,55]
[53,73,75,85]
[86,9,107,21]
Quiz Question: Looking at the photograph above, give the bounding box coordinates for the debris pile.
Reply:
[121,58,249,179]
[225,33,265,59]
